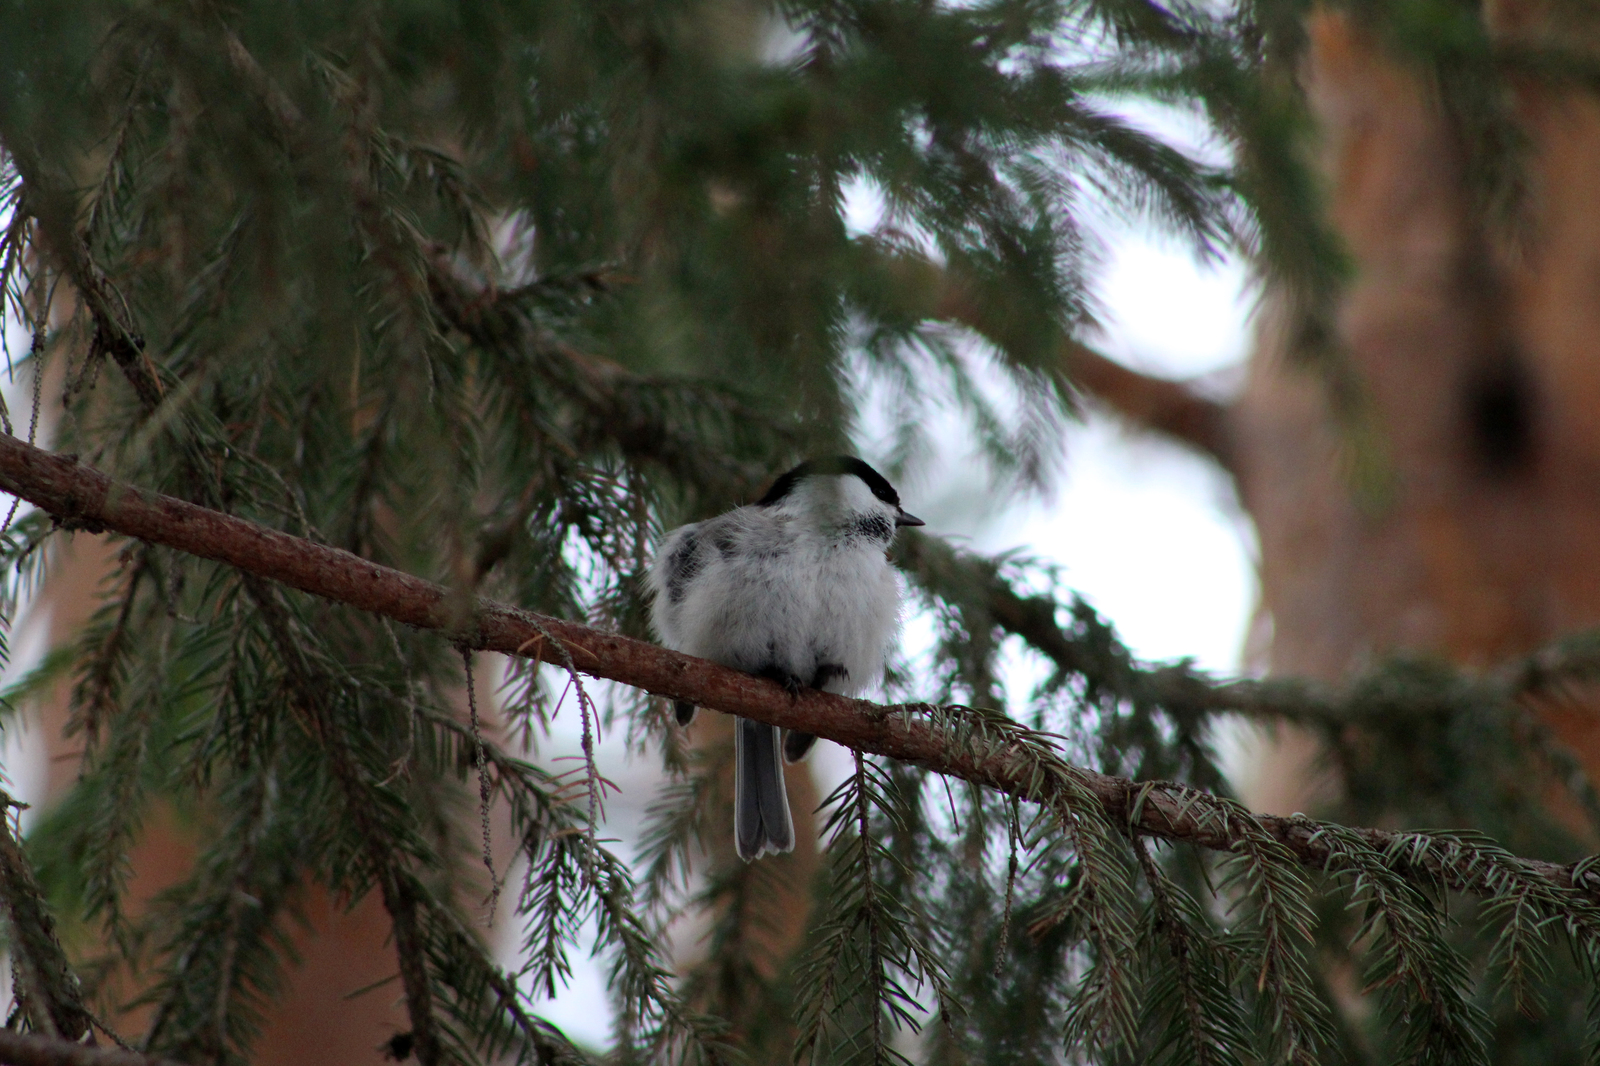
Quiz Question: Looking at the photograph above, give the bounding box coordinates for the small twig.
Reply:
[577,683,600,884]
[516,619,603,885]
[460,646,499,918]
[84,1009,135,1053]
[993,795,1021,978]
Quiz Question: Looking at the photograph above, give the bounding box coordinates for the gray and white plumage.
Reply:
[647,457,922,861]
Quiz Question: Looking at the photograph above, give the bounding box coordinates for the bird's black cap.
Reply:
[757,456,902,508]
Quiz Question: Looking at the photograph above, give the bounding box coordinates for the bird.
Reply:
[646,456,923,861]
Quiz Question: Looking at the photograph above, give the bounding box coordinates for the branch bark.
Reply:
[0,432,1592,904]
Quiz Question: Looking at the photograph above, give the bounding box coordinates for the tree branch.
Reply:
[1059,340,1235,472]
[240,575,443,1066]
[0,1031,179,1066]
[870,247,1237,472]
[0,792,92,1043]
[0,432,1593,905]
[4,151,164,412]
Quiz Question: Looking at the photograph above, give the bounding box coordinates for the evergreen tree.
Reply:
[0,1,1597,1065]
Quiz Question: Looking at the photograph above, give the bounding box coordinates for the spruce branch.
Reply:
[794,755,953,1066]
[424,255,790,499]
[1,432,1600,908]
[899,528,1600,783]
[0,1030,183,1066]
[1133,838,1249,1066]
[1311,825,1489,1062]
[459,647,499,917]
[850,752,886,1062]
[0,791,92,1043]
[2,151,163,414]
[1210,801,1334,1064]
[240,576,444,1066]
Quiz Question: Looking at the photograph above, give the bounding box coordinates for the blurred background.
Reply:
[6,0,1600,1062]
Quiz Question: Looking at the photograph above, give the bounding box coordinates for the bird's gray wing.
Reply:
[648,522,709,646]
[649,523,712,727]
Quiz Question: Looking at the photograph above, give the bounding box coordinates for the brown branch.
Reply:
[0,1031,181,1066]
[3,149,163,412]
[1059,340,1235,472]
[0,793,92,1043]
[868,247,1237,472]
[0,432,1592,903]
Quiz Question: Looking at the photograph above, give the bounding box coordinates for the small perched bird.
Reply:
[647,456,923,861]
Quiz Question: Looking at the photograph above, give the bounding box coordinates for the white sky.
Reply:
[997,235,1256,675]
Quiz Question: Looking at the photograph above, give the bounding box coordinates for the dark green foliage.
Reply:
[0,1,1598,1065]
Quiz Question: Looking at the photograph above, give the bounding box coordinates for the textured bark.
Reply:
[1044,11,1600,814]
[1240,15,1540,682]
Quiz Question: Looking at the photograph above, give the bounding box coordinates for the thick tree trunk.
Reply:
[1243,13,1542,680]
[1235,10,1600,806]
[1062,11,1600,812]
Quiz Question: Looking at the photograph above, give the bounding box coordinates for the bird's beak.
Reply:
[895,509,925,528]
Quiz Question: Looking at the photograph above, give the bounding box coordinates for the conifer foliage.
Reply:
[0,1,1598,1065]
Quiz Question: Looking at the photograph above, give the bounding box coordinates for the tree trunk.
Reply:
[1228,9,1600,807]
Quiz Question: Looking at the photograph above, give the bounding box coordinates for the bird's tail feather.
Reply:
[735,717,794,861]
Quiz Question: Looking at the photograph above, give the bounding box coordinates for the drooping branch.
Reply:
[0,1031,178,1066]
[424,253,793,500]
[2,150,164,413]
[0,432,1596,905]
[239,574,445,1066]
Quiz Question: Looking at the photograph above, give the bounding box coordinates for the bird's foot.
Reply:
[811,663,848,690]
[757,666,805,696]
